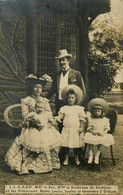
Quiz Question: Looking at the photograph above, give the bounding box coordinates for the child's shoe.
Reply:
[63,154,69,166]
[75,159,80,166]
[75,156,80,165]
[63,159,68,166]
[87,156,93,170]
[87,155,93,164]
[76,161,80,166]
[18,171,29,175]
[94,155,99,164]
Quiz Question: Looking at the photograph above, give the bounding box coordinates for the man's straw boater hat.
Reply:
[55,49,72,59]
[61,84,83,104]
[88,98,109,114]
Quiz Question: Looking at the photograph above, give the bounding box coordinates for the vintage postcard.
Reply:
[0,0,122,194]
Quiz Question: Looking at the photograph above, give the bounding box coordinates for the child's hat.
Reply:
[61,84,83,104]
[88,98,109,114]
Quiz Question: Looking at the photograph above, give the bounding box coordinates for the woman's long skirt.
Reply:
[5,137,60,174]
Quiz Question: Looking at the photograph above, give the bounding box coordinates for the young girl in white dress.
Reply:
[56,85,86,166]
[84,98,115,166]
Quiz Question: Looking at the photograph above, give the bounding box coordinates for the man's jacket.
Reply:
[47,68,86,102]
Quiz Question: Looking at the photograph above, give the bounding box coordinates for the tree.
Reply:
[88,19,123,99]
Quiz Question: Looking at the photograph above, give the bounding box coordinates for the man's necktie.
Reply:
[62,68,70,76]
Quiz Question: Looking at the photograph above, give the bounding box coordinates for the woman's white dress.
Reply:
[5,96,61,174]
[84,117,115,146]
[59,105,86,148]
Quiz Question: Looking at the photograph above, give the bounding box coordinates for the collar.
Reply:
[31,94,41,100]
[61,66,70,71]
[61,68,70,76]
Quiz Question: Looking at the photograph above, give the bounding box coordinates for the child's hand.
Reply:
[90,125,94,130]
[53,117,58,124]
[99,132,107,136]
[37,127,43,131]
[20,121,30,128]
[55,116,62,123]
[89,130,98,135]
[25,112,35,120]
[50,117,57,126]
[29,115,36,121]
[78,128,83,134]
[91,131,98,135]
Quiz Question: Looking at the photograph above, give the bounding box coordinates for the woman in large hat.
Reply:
[84,98,115,166]
[5,74,61,174]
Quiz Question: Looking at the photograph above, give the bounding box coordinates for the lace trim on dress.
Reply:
[20,141,61,153]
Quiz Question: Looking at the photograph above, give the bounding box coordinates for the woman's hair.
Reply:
[66,89,77,104]
[91,106,104,118]
[26,82,36,95]
[26,81,43,96]
[26,75,47,95]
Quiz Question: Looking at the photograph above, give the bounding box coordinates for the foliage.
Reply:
[88,20,123,99]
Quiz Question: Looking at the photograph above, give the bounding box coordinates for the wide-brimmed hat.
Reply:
[25,74,47,87]
[88,98,109,114]
[61,84,83,104]
[55,49,72,59]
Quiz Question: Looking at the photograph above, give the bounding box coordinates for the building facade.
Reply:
[0,0,110,119]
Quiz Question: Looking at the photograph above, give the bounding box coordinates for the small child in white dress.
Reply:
[20,100,61,153]
[55,85,86,166]
[84,98,115,166]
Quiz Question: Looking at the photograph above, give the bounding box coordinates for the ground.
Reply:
[0,115,123,195]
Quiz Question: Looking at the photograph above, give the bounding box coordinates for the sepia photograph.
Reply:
[0,0,123,194]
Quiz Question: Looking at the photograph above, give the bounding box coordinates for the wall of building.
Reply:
[0,7,27,119]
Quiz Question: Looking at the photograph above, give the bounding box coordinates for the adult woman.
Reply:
[5,74,61,174]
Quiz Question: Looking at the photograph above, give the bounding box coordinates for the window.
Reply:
[37,13,79,76]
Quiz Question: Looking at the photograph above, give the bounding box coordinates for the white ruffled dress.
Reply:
[84,117,115,146]
[58,105,86,148]
[20,111,62,153]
